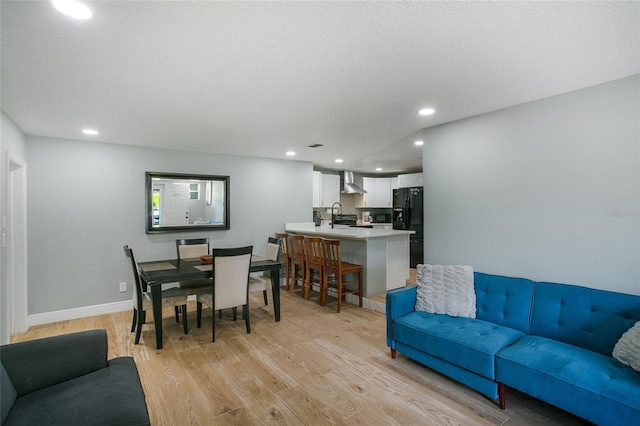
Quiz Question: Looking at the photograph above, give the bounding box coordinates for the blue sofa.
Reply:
[386,272,640,425]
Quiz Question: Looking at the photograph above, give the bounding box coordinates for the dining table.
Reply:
[138,255,283,349]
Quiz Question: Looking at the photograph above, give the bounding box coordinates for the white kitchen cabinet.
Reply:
[322,174,340,207]
[391,177,399,190]
[361,177,375,208]
[397,172,424,188]
[312,171,322,207]
[374,178,392,207]
[360,177,392,208]
[313,172,340,207]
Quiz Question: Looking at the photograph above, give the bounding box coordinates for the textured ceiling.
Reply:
[1,1,638,173]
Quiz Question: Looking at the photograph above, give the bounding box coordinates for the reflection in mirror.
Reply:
[146,172,230,233]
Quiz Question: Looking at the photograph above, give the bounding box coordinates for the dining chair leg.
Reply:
[337,275,343,313]
[196,301,202,328]
[232,307,237,321]
[244,304,251,334]
[316,270,324,305]
[287,260,292,291]
[284,261,290,291]
[318,273,329,306]
[218,310,222,319]
[134,309,145,345]
[131,308,138,332]
[181,304,188,334]
[211,311,216,343]
[304,265,311,299]
[174,306,180,323]
[263,290,268,305]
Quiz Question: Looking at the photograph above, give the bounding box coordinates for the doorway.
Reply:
[7,154,28,337]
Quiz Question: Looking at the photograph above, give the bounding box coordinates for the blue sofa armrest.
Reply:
[386,285,417,320]
[386,286,417,348]
[0,329,108,397]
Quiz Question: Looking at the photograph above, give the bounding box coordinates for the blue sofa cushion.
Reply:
[3,357,150,426]
[393,310,525,379]
[474,272,534,334]
[496,335,640,424]
[531,282,640,355]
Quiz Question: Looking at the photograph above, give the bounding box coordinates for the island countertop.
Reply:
[285,223,415,240]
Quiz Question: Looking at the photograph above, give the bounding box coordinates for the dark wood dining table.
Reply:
[138,255,283,349]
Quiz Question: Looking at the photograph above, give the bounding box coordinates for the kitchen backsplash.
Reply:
[313,193,392,223]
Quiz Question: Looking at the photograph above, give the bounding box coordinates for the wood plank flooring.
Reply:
[11,289,590,425]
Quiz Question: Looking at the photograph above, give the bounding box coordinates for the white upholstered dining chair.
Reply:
[175,237,211,291]
[248,237,281,305]
[196,246,253,342]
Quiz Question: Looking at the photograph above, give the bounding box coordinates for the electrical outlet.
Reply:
[119,282,127,293]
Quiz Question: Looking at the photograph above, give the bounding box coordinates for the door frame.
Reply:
[6,152,28,335]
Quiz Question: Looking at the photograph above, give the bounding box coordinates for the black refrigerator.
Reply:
[393,187,424,268]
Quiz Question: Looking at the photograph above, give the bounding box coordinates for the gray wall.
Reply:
[1,111,28,343]
[422,75,639,295]
[26,137,312,314]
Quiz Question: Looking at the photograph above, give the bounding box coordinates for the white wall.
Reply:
[26,136,312,315]
[1,111,28,343]
[422,75,640,295]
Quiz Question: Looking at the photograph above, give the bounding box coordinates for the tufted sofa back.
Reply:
[530,282,640,356]
[474,272,535,334]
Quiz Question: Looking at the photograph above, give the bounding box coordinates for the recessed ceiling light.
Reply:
[335,159,343,163]
[82,129,99,135]
[286,151,296,156]
[418,108,435,116]
[52,0,92,20]
[414,140,424,146]
[376,168,383,171]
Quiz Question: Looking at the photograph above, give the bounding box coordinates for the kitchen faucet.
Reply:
[331,201,342,229]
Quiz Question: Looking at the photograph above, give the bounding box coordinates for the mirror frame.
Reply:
[145,171,230,233]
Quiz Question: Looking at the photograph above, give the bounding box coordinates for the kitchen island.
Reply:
[285,223,415,297]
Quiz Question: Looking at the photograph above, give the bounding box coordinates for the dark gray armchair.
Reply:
[1,329,150,426]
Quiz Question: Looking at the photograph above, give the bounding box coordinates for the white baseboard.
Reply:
[29,300,132,327]
[26,288,385,328]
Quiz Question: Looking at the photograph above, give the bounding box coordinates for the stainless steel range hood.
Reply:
[341,171,367,194]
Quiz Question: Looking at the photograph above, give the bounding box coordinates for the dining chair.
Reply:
[303,236,324,301]
[196,246,253,342]
[248,237,280,305]
[288,234,307,294]
[176,237,211,291]
[320,238,363,313]
[275,232,292,291]
[123,245,190,344]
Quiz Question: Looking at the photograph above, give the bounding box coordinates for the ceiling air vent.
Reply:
[307,144,324,148]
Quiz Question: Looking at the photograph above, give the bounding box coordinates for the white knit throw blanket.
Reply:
[415,264,476,318]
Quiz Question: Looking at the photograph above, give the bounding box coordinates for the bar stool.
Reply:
[288,234,307,293]
[320,238,363,312]
[303,236,324,300]
[275,232,292,291]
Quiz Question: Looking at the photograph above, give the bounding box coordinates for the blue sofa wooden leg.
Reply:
[498,383,506,409]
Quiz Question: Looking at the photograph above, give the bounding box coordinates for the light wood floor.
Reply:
[11,290,589,425]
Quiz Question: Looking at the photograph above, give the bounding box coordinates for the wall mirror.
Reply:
[146,172,230,233]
